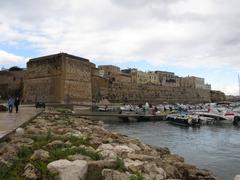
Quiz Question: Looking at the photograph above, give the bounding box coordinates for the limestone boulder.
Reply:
[163,154,184,164]
[114,145,135,155]
[0,157,9,167]
[11,137,34,146]
[0,144,20,161]
[30,149,50,161]
[97,144,117,160]
[98,144,114,151]
[99,149,117,160]
[16,128,24,135]
[128,143,141,151]
[63,131,83,138]
[47,159,88,180]
[235,175,240,180]
[47,140,65,149]
[102,169,131,180]
[127,153,156,161]
[88,160,117,171]
[124,158,144,173]
[22,163,38,179]
[68,154,92,161]
[144,162,166,180]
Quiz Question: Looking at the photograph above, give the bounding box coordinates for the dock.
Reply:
[74,113,167,122]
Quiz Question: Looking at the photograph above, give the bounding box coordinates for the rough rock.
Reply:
[235,175,240,180]
[102,169,131,180]
[163,154,185,164]
[99,149,117,160]
[88,160,117,171]
[68,154,92,161]
[144,162,167,180]
[0,157,9,167]
[127,153,156,161]
[114,145,134,155]
[98,144,114,151]
[30,149,50,161]
[47,159,88,180]
[0,144,20,160]
[128,143,141,151]
[160,163,182,179]
[47,140,65,149]
[16,128,24,135]
[64,131,83,138]
[11,137,34,146]
[124,158,144,173]
[97,143,118,159]
[22,163,38,179]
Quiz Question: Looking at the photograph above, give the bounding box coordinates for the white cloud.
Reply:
[0,0,240,94]
[0,50,27,67]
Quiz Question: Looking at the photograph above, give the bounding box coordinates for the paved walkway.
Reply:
[0,106,42,138]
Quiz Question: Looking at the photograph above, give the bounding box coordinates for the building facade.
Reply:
[24,53,92,104]
[5,52,220,104]
[0,69,25,98]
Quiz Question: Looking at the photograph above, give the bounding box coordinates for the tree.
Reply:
[8,66,23,71]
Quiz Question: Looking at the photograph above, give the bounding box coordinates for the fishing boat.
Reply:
[167,114,200,127]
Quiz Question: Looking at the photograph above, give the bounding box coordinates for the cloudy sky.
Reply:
[0,0,240,95]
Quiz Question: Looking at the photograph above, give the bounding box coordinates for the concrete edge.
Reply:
[0,109,44,142]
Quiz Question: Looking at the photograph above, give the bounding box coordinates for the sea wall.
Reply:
[107,82,212,104]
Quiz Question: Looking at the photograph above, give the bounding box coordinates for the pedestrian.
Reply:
[14,97,20,113]
[8,97,14,113]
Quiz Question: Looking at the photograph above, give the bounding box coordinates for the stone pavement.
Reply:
[0,106,42,138]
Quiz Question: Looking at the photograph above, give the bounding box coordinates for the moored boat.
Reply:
[167,114,200,127]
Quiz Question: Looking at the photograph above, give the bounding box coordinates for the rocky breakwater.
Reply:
[0,108,217,180]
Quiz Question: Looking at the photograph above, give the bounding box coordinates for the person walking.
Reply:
[8,97,14,113]
[14,97,20,113]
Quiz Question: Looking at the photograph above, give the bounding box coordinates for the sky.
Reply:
[0,0,240,95]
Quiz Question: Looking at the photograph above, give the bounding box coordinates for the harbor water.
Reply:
[104,120,240,179]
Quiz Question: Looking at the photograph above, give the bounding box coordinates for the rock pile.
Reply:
[0,109,218,179]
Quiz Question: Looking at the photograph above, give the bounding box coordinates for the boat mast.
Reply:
[239,74,240,96]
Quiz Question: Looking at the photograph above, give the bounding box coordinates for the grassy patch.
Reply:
[49,147,101,161]
[64,135,91,146]
[55,107,72,114]
[130,173,145,180]
[86,169,103,180]
[31,161,56,180]
[115,157,126,172]
[0,146,32,180]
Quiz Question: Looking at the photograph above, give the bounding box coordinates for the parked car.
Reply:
[35,101,45,108]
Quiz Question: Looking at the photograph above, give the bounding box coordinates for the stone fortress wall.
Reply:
[1,52,225,104]
[23,53,92,104]
[0,70,25,98]
[107,82,211,104]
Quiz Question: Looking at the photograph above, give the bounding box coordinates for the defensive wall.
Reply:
[23,53,92,104]
[1,52,225,104]
[98,82,212,104]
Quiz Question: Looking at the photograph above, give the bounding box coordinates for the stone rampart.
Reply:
[23,53,92,104]
[108,82,211,104]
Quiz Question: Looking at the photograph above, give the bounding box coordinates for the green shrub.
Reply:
[115,157,126,172]
[130,173,145,180]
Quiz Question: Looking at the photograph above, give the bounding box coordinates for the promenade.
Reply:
[0,106,42,138]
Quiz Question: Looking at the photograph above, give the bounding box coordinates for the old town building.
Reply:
[0,52,223,104]
[0,68,25,98]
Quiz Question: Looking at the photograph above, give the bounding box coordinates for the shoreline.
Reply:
[0,108,217,179]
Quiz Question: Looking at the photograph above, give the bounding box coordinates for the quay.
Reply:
[0,106,42,140]
[72,112,167,122]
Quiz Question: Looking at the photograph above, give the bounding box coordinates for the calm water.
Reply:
[104,120,240,180]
